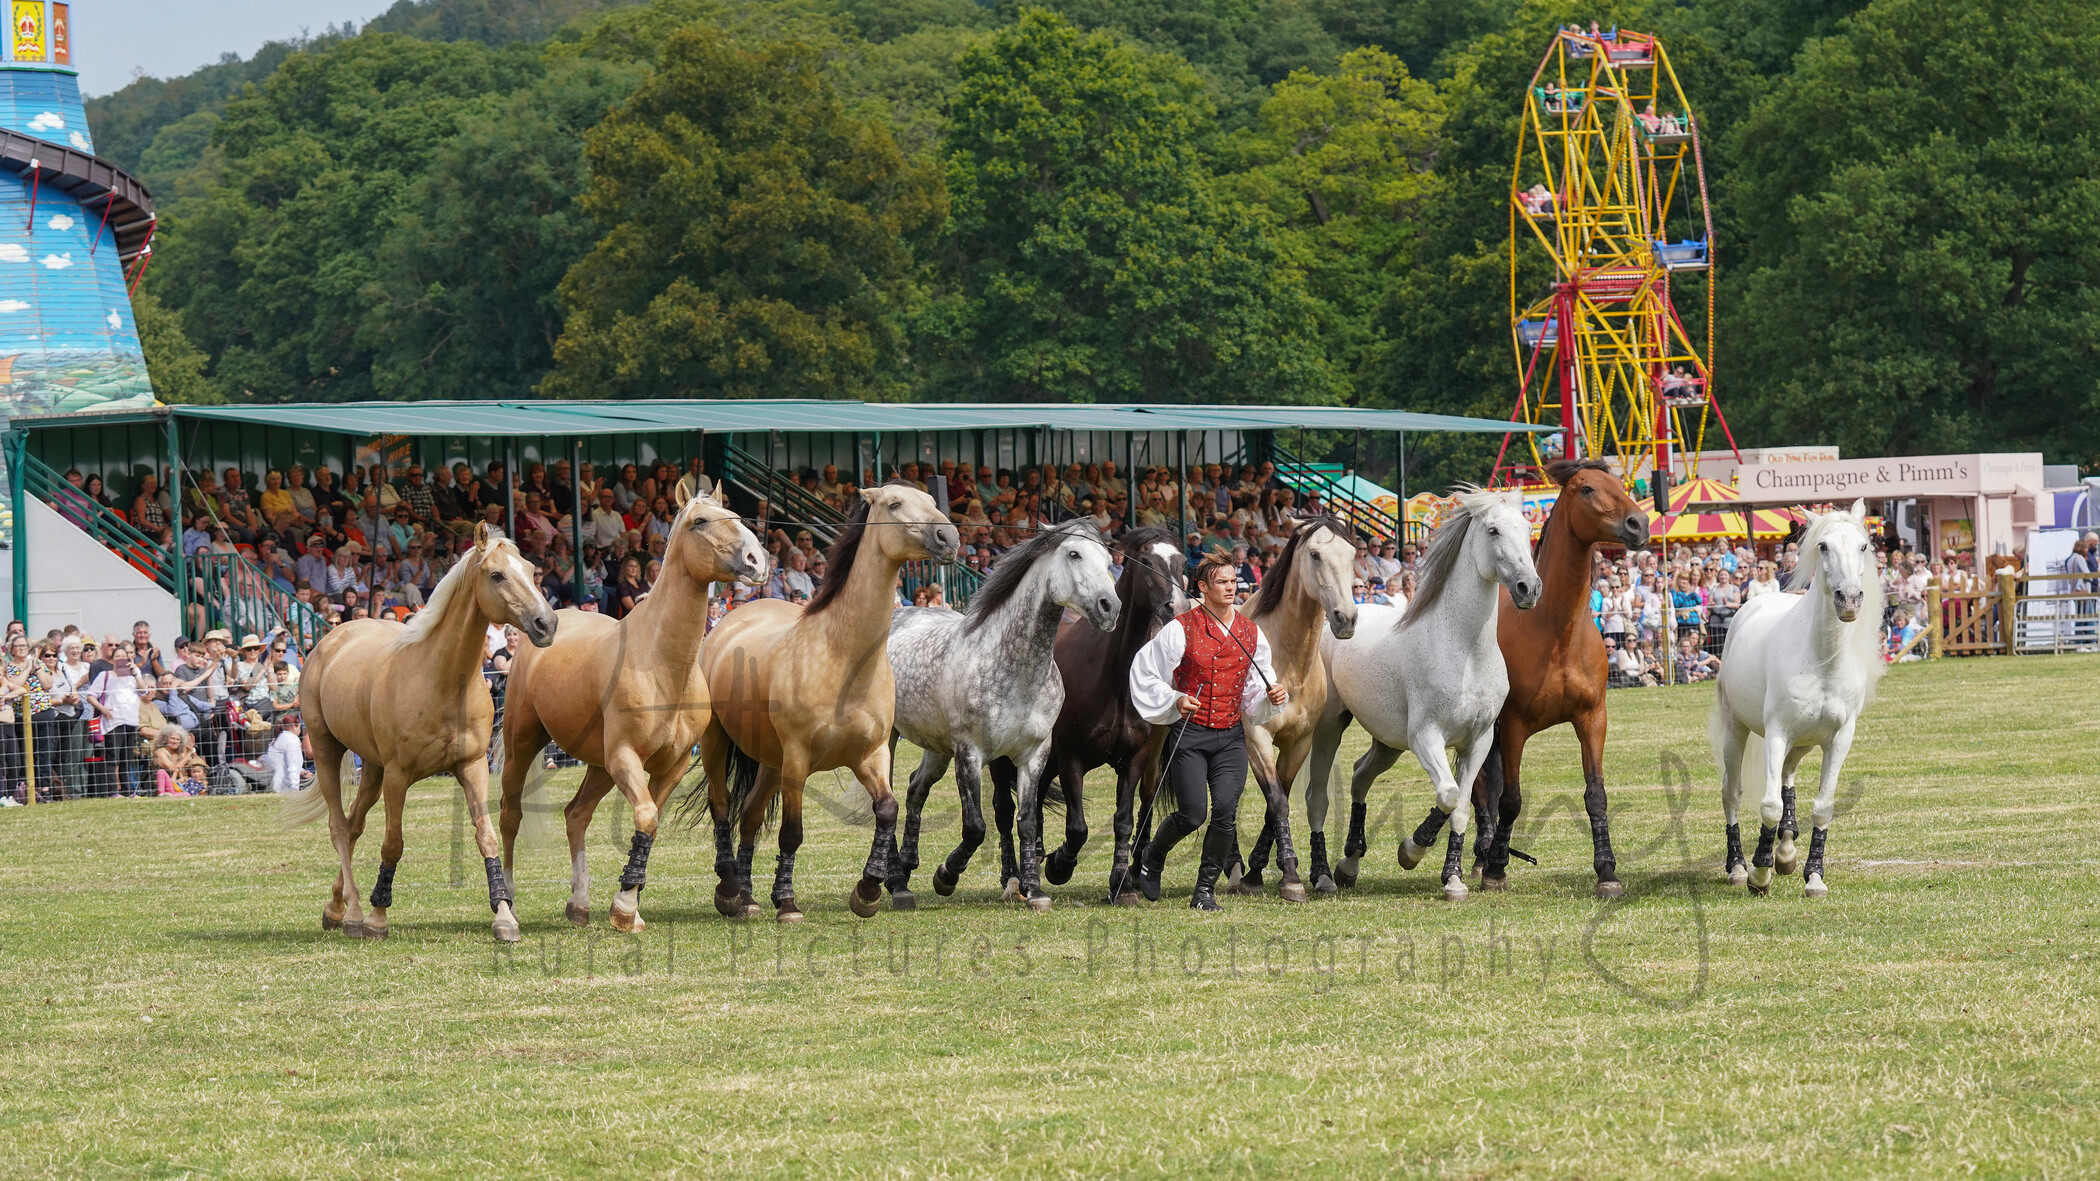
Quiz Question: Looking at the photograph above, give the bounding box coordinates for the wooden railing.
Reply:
[1922,571,2097,658]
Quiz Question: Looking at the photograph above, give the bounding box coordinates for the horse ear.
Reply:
[859,487,880,506]
[711,482,730,506]
[1849,498,1866,520]
[474,521,491,550]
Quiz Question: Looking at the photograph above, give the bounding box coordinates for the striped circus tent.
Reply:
[1639,477,1801,541]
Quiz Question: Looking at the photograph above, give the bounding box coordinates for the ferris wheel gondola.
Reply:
[1493,26,1740,496]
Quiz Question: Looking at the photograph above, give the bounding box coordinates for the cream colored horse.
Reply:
[285,526,557,941]
[496,487,765,933]
[1227,516,1359,900]
[697,485,959,922]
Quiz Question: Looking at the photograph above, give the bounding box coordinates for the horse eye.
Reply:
[1818,542,1828,552]
[491,572,506,582]
[1580,485,1593,496]
[1488,527,1500,536]
[1068,550,1080,559]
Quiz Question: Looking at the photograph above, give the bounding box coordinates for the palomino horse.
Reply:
[884,519,1120,911]
[1228,515,1360,900]
[1307,489,1540,900]
[1712,500,1882,898]
[1467,458,1649,898]
[495,486,765,933]
[992,526,1190,904]
[697,485,959,921]
[285,525,557,941]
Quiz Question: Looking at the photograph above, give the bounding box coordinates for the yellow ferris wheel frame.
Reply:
[1496,26,1737,492]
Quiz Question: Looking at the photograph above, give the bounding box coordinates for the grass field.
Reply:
[1,655,2096,1179]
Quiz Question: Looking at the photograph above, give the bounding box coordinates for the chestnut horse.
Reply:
[284,526,558,941]
[1469,458,1649,897]
[496,486,766,933]
[696,485,959,921]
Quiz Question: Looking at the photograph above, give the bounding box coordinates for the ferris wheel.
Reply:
[1493,25,1737,495]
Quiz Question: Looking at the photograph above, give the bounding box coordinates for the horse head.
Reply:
[1468,491,1542,609]
[861,483,961,565]
[1547,458,1649,549]
[1118,529,1190,624]
[471,523,558,646]
[1045,521,1121,631]
[674,484,766,586]
[1288,517,1359,639]
[1800,498,1873,622]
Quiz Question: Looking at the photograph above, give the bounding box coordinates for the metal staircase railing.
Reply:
[189,552,333,652]
[1269,447,1424,544]
[19,452,179,593]
[717,441,985,606]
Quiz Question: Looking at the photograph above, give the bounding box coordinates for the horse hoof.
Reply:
[1479,875,1509,893]
[359,922,390,940]
[1398,839,1427,871]
[714,884,744,918]
[1314,874,1338,896]
[1775,853,1799,877]
[890,889,916,912]
[1115,891,1141,907]
[1027,892,1053,914]
[493,904,521,943]
[1727,866,1749,887]
[1747,881,1771,897]
[1278,879,1308,904]
[1803,873,1828,898]
[740,901,763,920]
[565,902,592,927]
[321,908,344,931]
[1333,857,1360,888]
[932,867,959,897]
[1594,880,1623,900]
[777,902,804,923]
[340,919,366,939]
[1225,878,1260,896]
[609,905,645,934]
[849,886,880,919]
[1442,878,1469,902]
[1044,852,1076,886]
[1002,878,1023,903]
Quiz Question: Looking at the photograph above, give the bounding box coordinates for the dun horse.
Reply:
[1712,501,1882,898]
[1228,516,1360,900]
[284,526,557,941]
[884,519,1120,911]
[1468,459,1649,897]
[992,526,1188,903]
[696,485,959,921]
[496,487,765,932]
[1307,490,1539,900]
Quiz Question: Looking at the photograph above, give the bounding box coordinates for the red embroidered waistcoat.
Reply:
[1172,607,1258,728]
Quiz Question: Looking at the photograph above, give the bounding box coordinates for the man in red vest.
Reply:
[1128,553,1288,909]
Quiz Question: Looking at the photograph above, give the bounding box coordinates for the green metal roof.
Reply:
[43,399,1553,437]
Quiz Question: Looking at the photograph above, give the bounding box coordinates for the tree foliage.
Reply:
[542,26,944,400]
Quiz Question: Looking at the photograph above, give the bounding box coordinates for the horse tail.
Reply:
[673,735,771,831]
[279,752,349,828]
[1708,682,1763,797]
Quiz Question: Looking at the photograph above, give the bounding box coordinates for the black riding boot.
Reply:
[1134,813,1195,903]
[1192,817,1235,911]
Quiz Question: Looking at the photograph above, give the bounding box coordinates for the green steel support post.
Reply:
[8,428,27,624]
[167,413,186,634]
[570,437,586,608]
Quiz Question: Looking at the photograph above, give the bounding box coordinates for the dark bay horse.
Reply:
[991,526,1189,902]
[1468,458,1649,897]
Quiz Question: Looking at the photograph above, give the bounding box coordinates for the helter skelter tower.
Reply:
[0,1,158,417]
[1492,26,1737,496]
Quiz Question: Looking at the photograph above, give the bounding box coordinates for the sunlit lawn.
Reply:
[0,654,2095,1179]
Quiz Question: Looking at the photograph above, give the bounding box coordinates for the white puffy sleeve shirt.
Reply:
[1128,613,1285,728]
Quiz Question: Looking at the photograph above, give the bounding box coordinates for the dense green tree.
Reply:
[930,9,1340,404]
[145,34,545,401]
[541,26,944,400]
[1726,0,2100,467]
[133,291,219,404]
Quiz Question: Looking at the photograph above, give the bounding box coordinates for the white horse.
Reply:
[1307,489,1541,901]
[1711,500,1883,898]
[886,520,1121,911]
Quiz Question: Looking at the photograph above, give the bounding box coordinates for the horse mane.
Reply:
[1787,507,1886,681]
[1399,486,1512,630]
[401,543,482,642]
[1535,459,1614,566]
[964,519,1092,632]
[1115,525,1180,561]
[806,494,873,616]
[1253,514,1355,616]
